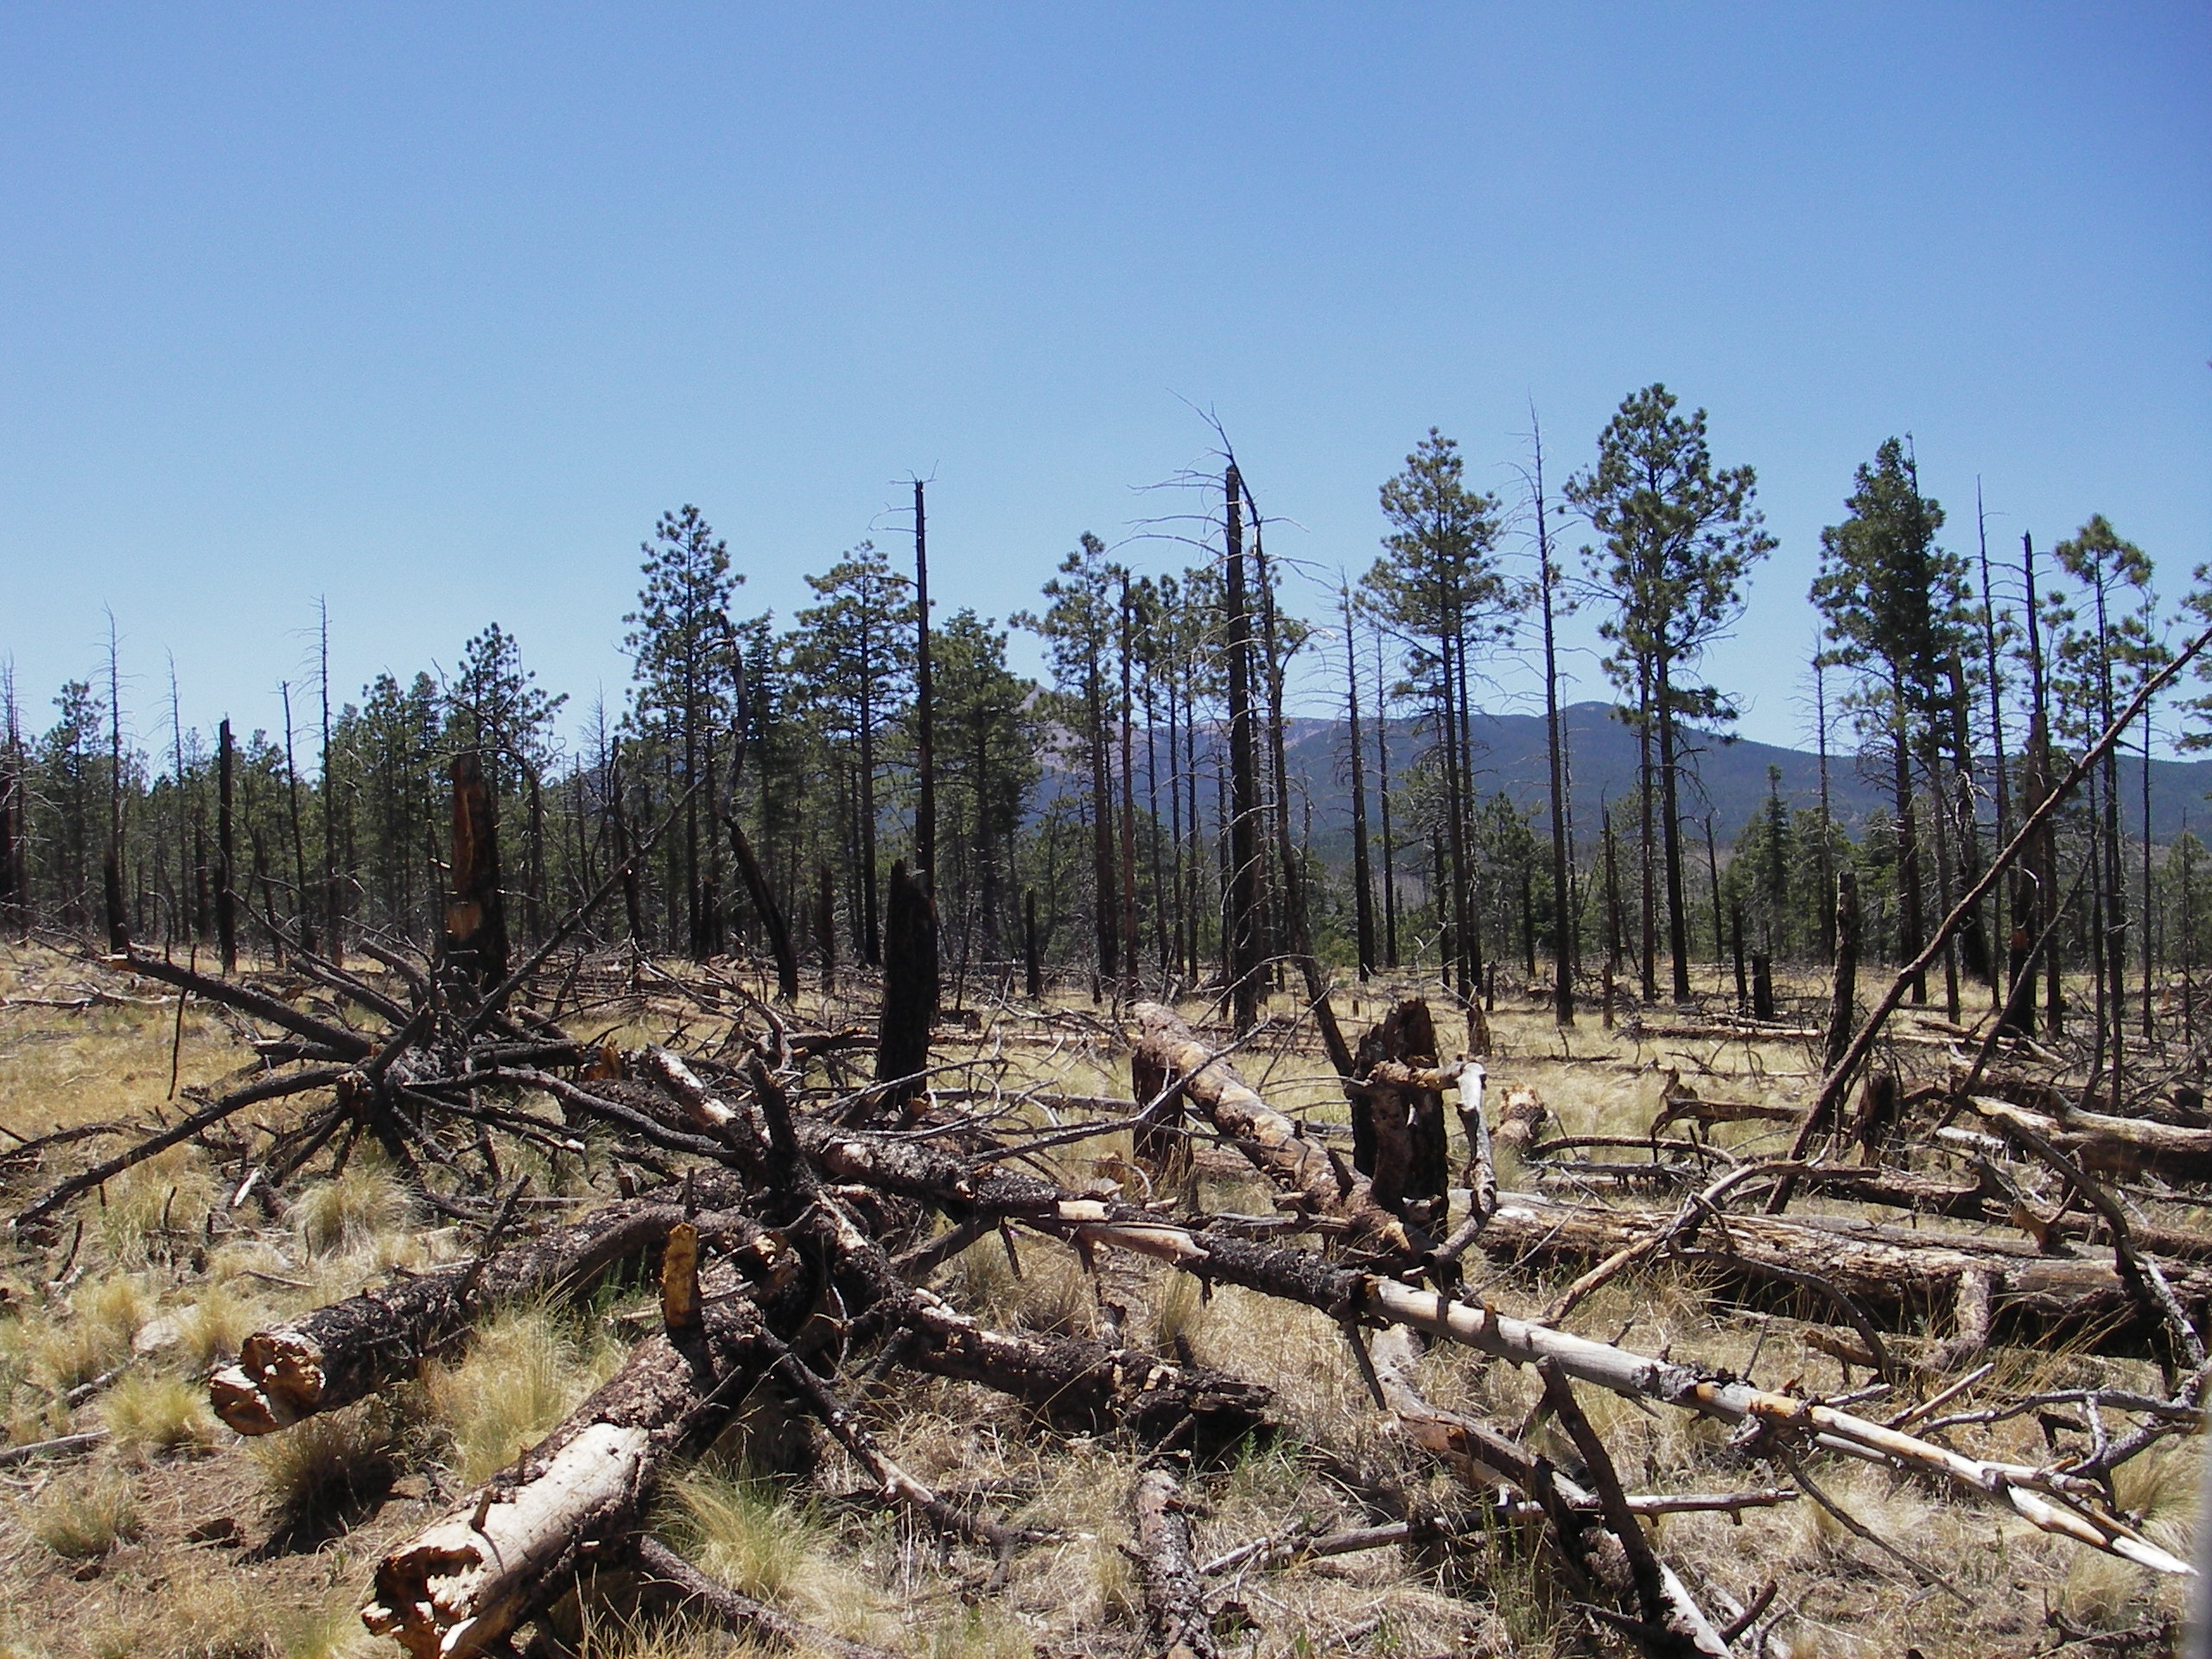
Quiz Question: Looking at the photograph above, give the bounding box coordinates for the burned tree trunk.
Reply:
[874,859,937,1108]
[1823,869,1859,1074]
[726,813,798,1001]
[445,751,508,989]
[212,1179,753,1433]
[1130,1001,1421,1253]
[1349,998,1451,1224]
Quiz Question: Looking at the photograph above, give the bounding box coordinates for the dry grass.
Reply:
[0,945,2200,1658]
[31,1467,142,1558]
[102,1370,221,1455]
[421,1303,625,1485]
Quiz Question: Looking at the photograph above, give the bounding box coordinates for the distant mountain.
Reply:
[1124,702,2212,862]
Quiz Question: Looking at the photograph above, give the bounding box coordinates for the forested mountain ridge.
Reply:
[1271,702,2212,861]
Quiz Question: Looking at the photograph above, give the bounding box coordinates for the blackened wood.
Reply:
[1133,1467,1217,1659]
[102,848,128,952]
[905,1315,1269,1454]
[1131,1001,1420,1254]
[874,859,936,1104]
[445,750,509,988]
[727,812,798,1001]
[912,478,937,893]
[1823,870,1859,1075]
[633,1535,900,1659]
[1223,466,1262,1036]
[17,1065,354,1228]
[1350,998,1450,1219]
[210,1181,752,1432]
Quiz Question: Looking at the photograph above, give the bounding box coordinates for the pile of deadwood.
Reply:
[9,918,2212,1659]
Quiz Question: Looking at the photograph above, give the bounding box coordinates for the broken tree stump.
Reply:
[1349,997,1451,1223]
[444,750,509,990]
[1129,1001,1422,1254]
[873,859,937,1109]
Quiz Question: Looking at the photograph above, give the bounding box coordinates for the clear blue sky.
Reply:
[3,5,2206,759]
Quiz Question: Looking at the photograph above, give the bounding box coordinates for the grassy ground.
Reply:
[0,941,2196,1657]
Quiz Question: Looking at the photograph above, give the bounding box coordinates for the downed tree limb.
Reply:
[1129,1001,1420,1254]
[1966,1094,2212,1185]
[632,1535,900,1659]
[1773,618,2212,1211]
[1004,1207,2192,1575]
[1132,1465,1218,1659]
[896,1299,1273,1453]
[779,1120,2189,1571]
[119,948,375,1059]
[16,1064,355,1229]
[1966,1105,2208,1372]
[1480,1190,2210,1358]
[1370,1327,1733,1656]
[211,1173,755,1432]
[363,1249,801,1659]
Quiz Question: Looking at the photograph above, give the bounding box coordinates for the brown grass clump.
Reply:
[248,1397,405,1527]
[291,1160,416,1258]
[102,1370,221,1455]
[31,1468,142,1558]
[420,1304,623,1484]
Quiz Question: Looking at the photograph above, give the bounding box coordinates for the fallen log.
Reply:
[1370,1327,1733,1656]
[212,1173,755,1433]
[363,1249,803,1659]
[1129,1001,1420,1253]
[1477,1191,2211,1357]
[1491,1085,1548,1154]
[898,1300,1272,1454]
[1012,1209,2190,1573]
[16,1064,355,1229]
[1132,1466,1217,1659]
[1967,1094,2212,1184]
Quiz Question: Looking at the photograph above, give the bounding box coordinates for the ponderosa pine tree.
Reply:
[2050,516,2161,1087]
[792,542,915,969]
[1367,429,1510,998]
[1567,385,1772,1003]
[931,607,1038,971]
[626,506,743,961]
[1809,439,1971,1002]
[1016,534,1121,986]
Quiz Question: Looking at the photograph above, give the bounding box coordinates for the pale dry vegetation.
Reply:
[0,939,2201,1659]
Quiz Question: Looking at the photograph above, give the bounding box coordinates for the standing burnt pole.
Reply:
[444,751,509,989]
[911,480,941,1018]
[216,719,238,972]
[874,859,936,1109]
[1224,465,1263,1037]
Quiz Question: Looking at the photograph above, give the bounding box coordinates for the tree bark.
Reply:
[727,812,798,1001]
[212,1179,754,1433]
[1132,1467,1217,1659]
[446,751,509,989]
[1349,998,1450,1222]
[364,1262,784,1659]
[874,859,937,1107]
[1129,1001,1420,1253]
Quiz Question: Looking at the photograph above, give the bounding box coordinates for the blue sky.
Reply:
[2,4,2206,758]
